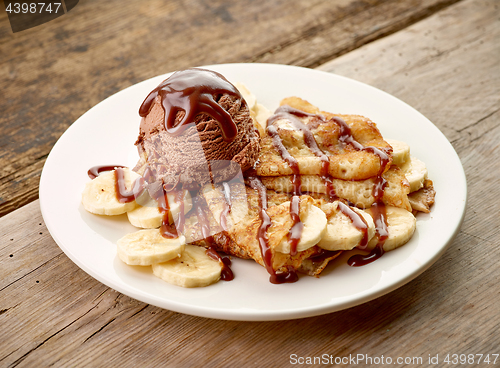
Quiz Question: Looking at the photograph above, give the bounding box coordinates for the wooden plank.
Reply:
[0,0,461,217]
[1,0,499,366]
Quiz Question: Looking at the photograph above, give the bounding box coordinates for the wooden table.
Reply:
[1,0,499,366]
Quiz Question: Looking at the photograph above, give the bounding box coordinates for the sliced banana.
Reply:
[254,103,272,131]
[127,190,192,229]
[152,245,222,288]
[367,206,416,252]
[127,198,162,229]
[275,204,327,254]
[82,169,141,215]
[234,82,272,135]
[234,82,256,110]
[117,229,185,266]
[401,156,428,193]
[386,139,410,167]
[317,202,376,251]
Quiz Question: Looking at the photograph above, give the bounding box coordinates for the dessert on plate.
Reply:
[81,68,435,287]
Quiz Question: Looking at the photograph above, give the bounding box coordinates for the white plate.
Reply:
[39,63,466,321]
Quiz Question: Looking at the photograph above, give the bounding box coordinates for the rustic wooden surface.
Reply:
[1,0,499,367]
[0,0,462,218]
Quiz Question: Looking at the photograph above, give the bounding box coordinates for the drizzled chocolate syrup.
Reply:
[309,249,341,263]
[247,175,298,284]
[269,106,330,171]
[333,116,390,173]
[194,196,234,281]
[267,106,335,201]
[114,168,145,203]
[337,201,369,249]
[347,184,388,266]
[88,165,127,180]
[88,165,146,203]
[139,68,241,141]
[288,195,303,256]
[150,184,179,239]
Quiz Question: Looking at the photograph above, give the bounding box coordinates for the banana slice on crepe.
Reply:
[385,139,410,167]
[366,206,416,252]
[152,245,222,288]
[275,203,327,254]
[82,168,141,215]
[317,202,376,251]
[401,156,428,193]
[117,229,185,266]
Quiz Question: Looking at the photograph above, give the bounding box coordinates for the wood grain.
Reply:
[0,0,461,217]
[1,0,499,367]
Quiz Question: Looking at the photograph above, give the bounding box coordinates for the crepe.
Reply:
[260,165,411,212]
[180,182,344,277]
[254,97,393,180]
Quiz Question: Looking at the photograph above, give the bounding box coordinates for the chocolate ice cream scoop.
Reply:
[134,68,260,190]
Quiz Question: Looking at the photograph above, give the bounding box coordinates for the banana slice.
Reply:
[254,103,272,131]
[317,202,376,251]
[234,82,272,135]
[152,245,222,288]
[127,190,192,229]
[117,230,185,266]
[401,156,428,192]
[234,82,256,110]
[385,139,410,167]
[367,206,416,252]
[82,168,141,215]
[275,204,327,254]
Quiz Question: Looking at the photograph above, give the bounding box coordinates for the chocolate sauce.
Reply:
[87,165,126,179]
[346,132,390,266]
[194,196,234,281]
[337,201,369,249]
[205,247,234,281]
[322,174,338,201]
[155,187,178,239]
[347,245,384,267]
[267,106,338,202]
[220,182,232,232]
[333,116,390,176]
[266,124,301,177]
[347,201,389,266]
[267,106,330,178]
[266,106,332,260]
[290,175,301,196]
[347,160,389,266]
[114,167,145,203]
[247,176,298,284]
[309,249,341,263]
[139,68,241,141]
[288,195,304,256]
